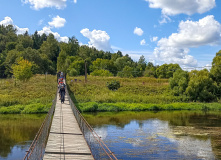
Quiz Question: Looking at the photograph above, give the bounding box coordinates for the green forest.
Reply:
[1,24,221,105]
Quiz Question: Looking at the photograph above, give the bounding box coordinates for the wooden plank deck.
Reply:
[43,90,94,160]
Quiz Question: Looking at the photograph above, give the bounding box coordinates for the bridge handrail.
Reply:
[23,90,57,160]
[66,84,118,160]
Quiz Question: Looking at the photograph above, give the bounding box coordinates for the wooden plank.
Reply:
[43,88,94,160]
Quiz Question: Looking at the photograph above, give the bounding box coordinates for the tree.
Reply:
[0,25,17,53]
[57,50,67,73]
[102,51,112,60]
[156,63,181,78]
[0,51,6,78]
[144,62,157,77]
[40,34,59,74]
[40,33,59,62]
[111,50,123,61]
[68,68,78,76]
[68,59,85,75]
[91,69,113,77]
[117,66,134,78]
[4,49,20,76]
[11,58,33,81]
[60,36,79,56]
[210,50,221,84]
[32,31,42,50]
[138,55,146,70]
[40,54,53,74]
[6,42,17,51]
[169,70,189,96]
[90,58,116,73]
[17,34,33,49]
[186,69,218,102]
[115,56,133,71]
[20,48,41,64]
[20,47,42,74]
[78,45,91,60]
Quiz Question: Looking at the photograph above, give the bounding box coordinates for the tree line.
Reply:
[1,24,221,102]
[0,24,180,79]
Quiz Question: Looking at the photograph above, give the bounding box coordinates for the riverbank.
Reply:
[67,76,221,112]
[0,75,57,114]
[77,102,221,112]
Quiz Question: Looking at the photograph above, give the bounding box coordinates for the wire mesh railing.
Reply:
[66,86,118,160]
[23,91,57,160]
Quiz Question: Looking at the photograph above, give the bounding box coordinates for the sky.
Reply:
[0,0,221,69]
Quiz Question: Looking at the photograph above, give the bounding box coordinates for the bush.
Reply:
[69,68,78,76]
[117,66,134,78]
[12,58,33,81]
[91,69,113,77]
[106,80,120,91]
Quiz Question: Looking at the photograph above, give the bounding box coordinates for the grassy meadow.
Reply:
[0,75,57,114]
[67,76,221,112]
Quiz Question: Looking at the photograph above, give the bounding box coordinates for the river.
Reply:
[83,111,221,160]
[0,114,46,160]
[0,111,221,160]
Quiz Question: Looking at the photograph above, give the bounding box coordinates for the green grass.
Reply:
[67,76,221,112]
[67,76,172,104]
[0,74,57,114]
[77,102,221,112]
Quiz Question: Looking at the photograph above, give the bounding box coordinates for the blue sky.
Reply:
[0,0,221,69]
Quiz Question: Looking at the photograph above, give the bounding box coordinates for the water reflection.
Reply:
[83,111,221,160]
[0,114,46,160]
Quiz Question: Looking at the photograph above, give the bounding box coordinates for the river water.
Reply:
[0,114,46,160]
[0,111,221,160]
[83,111,221,160]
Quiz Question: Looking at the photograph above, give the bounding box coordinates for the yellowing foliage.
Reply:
[12,58,33,81]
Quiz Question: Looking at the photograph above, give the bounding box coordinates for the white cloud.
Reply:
[151,36,158,42]
[73,0,77,3]
[154,15,221,67]
[0,16,29,35]
[16,27,29,35]
[145,0,215,16]
[140,39,146,45]
[0,16,13,25]
[22,0,67,10]
[38,26,69,43]
[48,15,66,28]
[80,28,113,52]
[134,27,144,36]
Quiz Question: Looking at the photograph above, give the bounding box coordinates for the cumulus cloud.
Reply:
[140,39,146,45]
[154,15,221,67]
[73,0,77,3]
[0,16,13,25]
[134,27,144,36]
[80,28,113,52]
[145,0,215,16]
[151,36,158,42]
[0,16,29,35]
[38,26,69,43]
[48,15,66,28]
[22,0,67,10]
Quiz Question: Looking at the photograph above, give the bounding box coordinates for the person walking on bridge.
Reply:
[59,84,66,103]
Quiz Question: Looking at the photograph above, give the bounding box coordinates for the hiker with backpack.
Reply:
[59,84,66,103]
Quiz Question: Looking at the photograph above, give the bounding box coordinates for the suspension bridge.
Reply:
[23,80,118,160]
